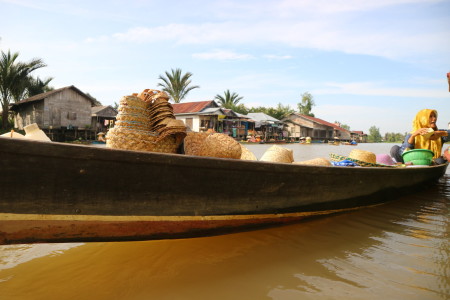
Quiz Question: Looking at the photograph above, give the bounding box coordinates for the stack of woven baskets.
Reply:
[106,89,186,153]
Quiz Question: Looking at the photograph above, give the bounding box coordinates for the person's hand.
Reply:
[413,128,432,136]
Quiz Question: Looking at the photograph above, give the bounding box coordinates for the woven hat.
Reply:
[106,127,178,153]
[260,145,294,163]
[108,91,182,154]
[240,144,257,161]
[138,89,170,103]
[376,154,396,166]
[119,95,148,109]
[293,158,331,166]
[24,123,51,142]
[1,130,25,139]
[155,119,187,144]
[184,132,210,156]
[200,133,242,159]
[330,149,392,167]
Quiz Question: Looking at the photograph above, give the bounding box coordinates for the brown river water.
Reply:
[1,143,449,300]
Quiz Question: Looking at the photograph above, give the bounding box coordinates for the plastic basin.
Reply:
[402,149,434,165]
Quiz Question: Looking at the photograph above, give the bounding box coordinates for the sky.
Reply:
[1,0,449,135]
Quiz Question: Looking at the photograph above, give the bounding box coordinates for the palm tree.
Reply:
[157,68,199,103]
[26,76,54,97]
[215,89,243,109]
[0,50,46,129]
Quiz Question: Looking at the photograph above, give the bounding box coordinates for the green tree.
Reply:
[215,89,243,109]
[0,50,46,129]
[367,126,382,143]
[26,76,53,97]
[335,121,350,130]
[297,92,315,117]
[384,132,405,143]
[157,68,199,103]
[228,103,248,115]
[249,103,294,120]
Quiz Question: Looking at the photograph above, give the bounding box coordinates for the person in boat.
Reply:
[97,132,106,142]
[390,109,450,164]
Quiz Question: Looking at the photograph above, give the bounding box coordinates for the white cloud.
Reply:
[192,49,254,60]
[92,14,448,63]
[263,54,293,60]
[314,81,449,98]
[277,0,443,14]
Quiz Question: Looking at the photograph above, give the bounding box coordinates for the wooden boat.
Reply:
[0,137,448,245]
[259,139,286,144]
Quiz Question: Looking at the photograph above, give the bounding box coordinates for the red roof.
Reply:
[299,114,350,132]
[172,100,217,114]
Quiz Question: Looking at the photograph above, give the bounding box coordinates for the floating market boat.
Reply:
[0,137,447,245]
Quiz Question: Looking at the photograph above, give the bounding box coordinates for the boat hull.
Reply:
[0,137,447,244]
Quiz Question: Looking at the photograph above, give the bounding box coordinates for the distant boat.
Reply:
[0,137,447,245]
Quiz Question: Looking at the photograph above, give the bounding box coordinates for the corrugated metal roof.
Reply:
[172,100,218,114]
[246,112,280,122]
[200,107,226,115]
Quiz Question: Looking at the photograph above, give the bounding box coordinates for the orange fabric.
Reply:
[411,109,442,158]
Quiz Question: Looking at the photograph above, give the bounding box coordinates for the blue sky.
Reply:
[1,0,449,135]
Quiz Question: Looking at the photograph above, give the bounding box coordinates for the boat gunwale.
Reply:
[1,137,447,177]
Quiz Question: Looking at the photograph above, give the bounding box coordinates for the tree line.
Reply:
[367,126,406,143]
[0,50,406,143]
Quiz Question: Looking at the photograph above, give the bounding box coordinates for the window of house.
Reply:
[67,112,77,120]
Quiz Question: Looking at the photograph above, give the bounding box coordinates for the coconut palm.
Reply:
[0,50,46,129]
[26,76,54,97]
[157,68,199,103]
[215,89,243,109]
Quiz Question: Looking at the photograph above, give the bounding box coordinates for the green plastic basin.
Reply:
[402,149,434,165]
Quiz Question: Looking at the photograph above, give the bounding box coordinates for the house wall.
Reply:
[14,102,45,129]
[337,130,352,140]
[175,114,200,131]
[45,89,92,129]
[14,88,93,130]
[287,115,317,138]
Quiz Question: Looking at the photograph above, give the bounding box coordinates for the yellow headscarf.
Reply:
[411,109,442,158]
